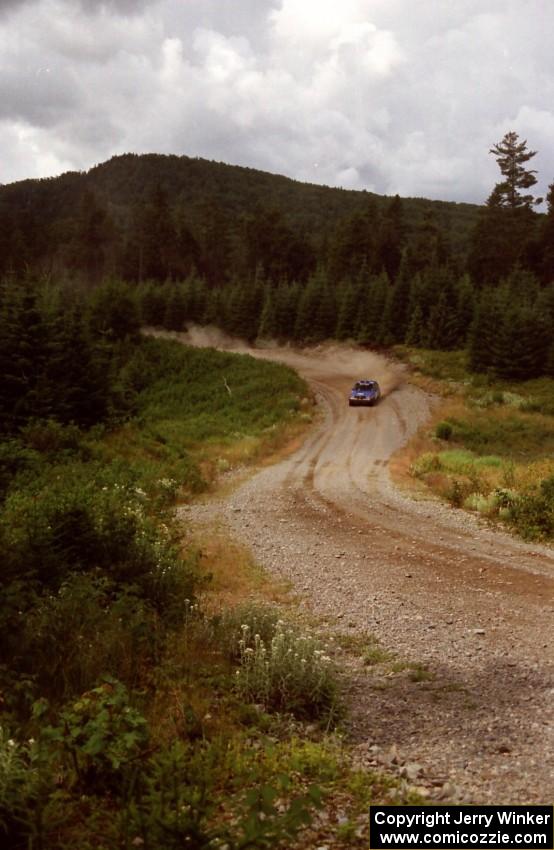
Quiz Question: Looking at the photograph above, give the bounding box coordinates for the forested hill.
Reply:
[0,152,480,282]
[2,140,554,379]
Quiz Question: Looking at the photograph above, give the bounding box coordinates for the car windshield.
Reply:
[354,382,375,390]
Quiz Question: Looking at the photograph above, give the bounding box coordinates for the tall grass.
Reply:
[403,348,554,540]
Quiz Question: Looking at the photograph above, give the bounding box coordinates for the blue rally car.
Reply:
[349,379,381,407]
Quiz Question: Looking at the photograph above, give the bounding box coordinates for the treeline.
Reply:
[133,266,554,379]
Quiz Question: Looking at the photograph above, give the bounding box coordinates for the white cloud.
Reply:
[0,0,553,204]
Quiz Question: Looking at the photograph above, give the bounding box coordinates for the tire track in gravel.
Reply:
[169,331,554,804]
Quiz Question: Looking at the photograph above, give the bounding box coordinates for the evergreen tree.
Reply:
[183,274,206,324]
[468,288,506,373]
[202,285,223,326]
[243,206,315,283]
[69,190,115,280]
[163,285,188,331]
[173,208,200,280]
[0,280,45,431]
[197,200,232,286]
[294,273,324,341]
[426,288,459,350]
[380,257,411,344]
[489,131,539,209]
[467,188,519,284]
[375,195,404,281]
[274,282,301,338]
[43,303,111,426]
[140,283,167,326]
[257,287,278,339]
[356,273,388,344]
[452,274,476,347]
[312,278,336,341]
[405,304,426,347]
[469,133,541,285]
[327,203,379,284]
[88,280,140,341]
[0,281,112,432]
[226,277,264,341]
[335,282,359,340]
[494,304,549,379]
[540,183,554,284]
[406,208,449,276]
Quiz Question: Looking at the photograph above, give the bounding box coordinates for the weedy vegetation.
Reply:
[396,347,554,541]
[0,278,414,849]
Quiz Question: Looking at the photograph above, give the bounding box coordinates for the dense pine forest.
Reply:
[2,131,553,380]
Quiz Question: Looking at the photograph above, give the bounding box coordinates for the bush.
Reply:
[491,488,517,509]
[15,576,163,700]
[234,619,339,721]
[46,679,149,794]
[445,479,469,508]
[463,492,496,515]
[410,452,441,477]
[0,727,32,843]
[20,420,83,456]
[125,739,321,850]
[509,475,554,539]
[0,723,63,848]
[0,439,42,502]
[435,421,453,440]
[215,602,280,662]
[0,465,200,612]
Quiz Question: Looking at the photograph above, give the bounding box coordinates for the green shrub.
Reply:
[473,454,503,468]
[0,465,200,613]
[463,492,496,514]
[410,452,441,477]
[0,727,32,842]
[446,479,468,508]
[44,679,149,794]
[0,723,63,848]
[126,740,321,850]
[20,420,83,456]
[16,576,163,700]
[509,475,554,539]
[491,488,517,509]
[435,421,453,440]
[0,439,42,502]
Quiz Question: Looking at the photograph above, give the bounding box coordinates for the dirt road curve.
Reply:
[175,332,554,804]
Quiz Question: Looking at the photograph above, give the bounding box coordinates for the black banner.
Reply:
[369,806,553,849]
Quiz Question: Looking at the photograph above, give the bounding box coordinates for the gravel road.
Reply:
[174,334,554,805]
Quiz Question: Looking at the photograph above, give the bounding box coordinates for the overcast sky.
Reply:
[2,0,553,205]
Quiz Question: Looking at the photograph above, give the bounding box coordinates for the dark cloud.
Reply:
[1,0,553,202]
[0,0,32,13]
[0,0,153,15]
[77,0,154,13]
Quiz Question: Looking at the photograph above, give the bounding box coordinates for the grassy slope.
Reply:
[86,337,313,500]
[392,347,554,540]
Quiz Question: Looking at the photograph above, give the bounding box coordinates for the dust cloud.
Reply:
[145,325,405,397]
